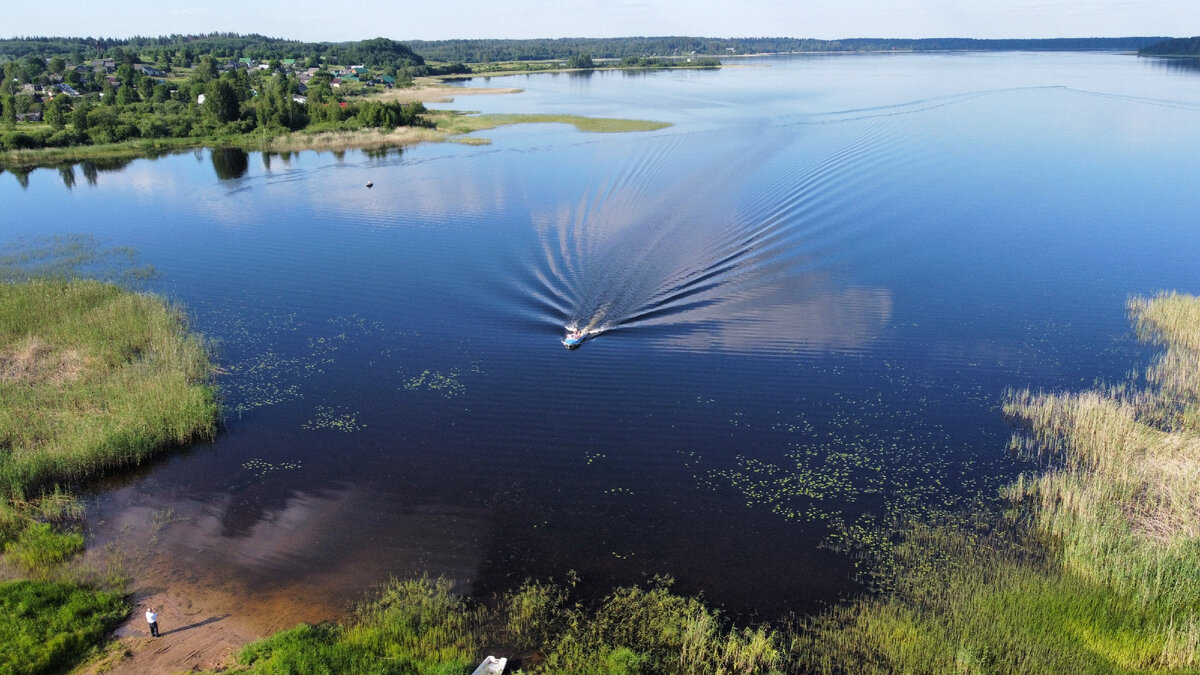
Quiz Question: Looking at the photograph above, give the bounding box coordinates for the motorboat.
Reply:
[562,328,586,349]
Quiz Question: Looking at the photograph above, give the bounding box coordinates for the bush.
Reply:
[0,131,43,150]
[45,128,86,147]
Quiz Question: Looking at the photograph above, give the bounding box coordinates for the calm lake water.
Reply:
[5,52,1200,623]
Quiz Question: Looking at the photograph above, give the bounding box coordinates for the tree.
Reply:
[1,94,15,129]
[71,98,91,130]
[194,55,218,82]
[567,53,595,69]
[115,83,140,105]
[45,94,71,130]
[204,78,240,123]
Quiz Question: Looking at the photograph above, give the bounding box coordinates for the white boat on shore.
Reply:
[471,655,507,675]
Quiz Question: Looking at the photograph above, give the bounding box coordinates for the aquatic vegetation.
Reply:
[999,291,1200,667]
[0,273,213,670]
[701,360,1010,554]
[0,234,155,286]
[204,306,475,432]
[794,513,1179,673]
[302,405,366,433]
[241,458,303,479]
[3,522,85,575]
[403,369,468,397]
[796,293,1200,672]
[428,110,671,142]
[236,576,481,674]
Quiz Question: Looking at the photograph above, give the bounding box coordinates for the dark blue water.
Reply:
[5,52,1200,623]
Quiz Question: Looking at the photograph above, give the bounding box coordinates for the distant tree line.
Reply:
[0,35,427,74]
[1139,37,1200,56]
[404,36,1169,63]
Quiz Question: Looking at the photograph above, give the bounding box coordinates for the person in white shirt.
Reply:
[145,608,160,637]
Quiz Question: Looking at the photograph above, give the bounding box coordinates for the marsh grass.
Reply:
[996,292,1200,668]
[0,272,213,672]
[504,576,785,674]
[0,279,218,500]
[234,575,787,674]
[3,522,85,576]
[790,292,1200,672]
[236,576,481,674]
[247,127,446,153]
[795,513,1179,673]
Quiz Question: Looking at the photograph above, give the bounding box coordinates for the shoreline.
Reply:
[0,80,671,173]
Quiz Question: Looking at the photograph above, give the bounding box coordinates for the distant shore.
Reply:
[1,81,670,172]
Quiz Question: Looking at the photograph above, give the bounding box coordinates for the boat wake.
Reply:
[519,121,909,351]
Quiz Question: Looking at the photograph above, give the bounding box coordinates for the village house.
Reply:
[134,64,167,77]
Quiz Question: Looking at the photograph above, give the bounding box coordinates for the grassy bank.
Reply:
[1,110,670,172]
[0,275,218,673]
[0,579,127,675]
[231,575,785,675]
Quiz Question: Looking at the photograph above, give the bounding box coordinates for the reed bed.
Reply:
[789,292,1200,672]
[1001,292,1200,668]
[0,279,217,500]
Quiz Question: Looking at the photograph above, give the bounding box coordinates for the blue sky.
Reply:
[5,0,1197,41]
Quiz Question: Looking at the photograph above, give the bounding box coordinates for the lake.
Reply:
[4,51,1200,625]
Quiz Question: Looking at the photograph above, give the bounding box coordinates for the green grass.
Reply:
[235,577,481,674]
[0,278,218,500]
[0,266,217,673]
[3,522,84,574]
[231,575,785,675]
[0,579,128,675]
[998,292,1200,669]
[795,515,1183,673]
